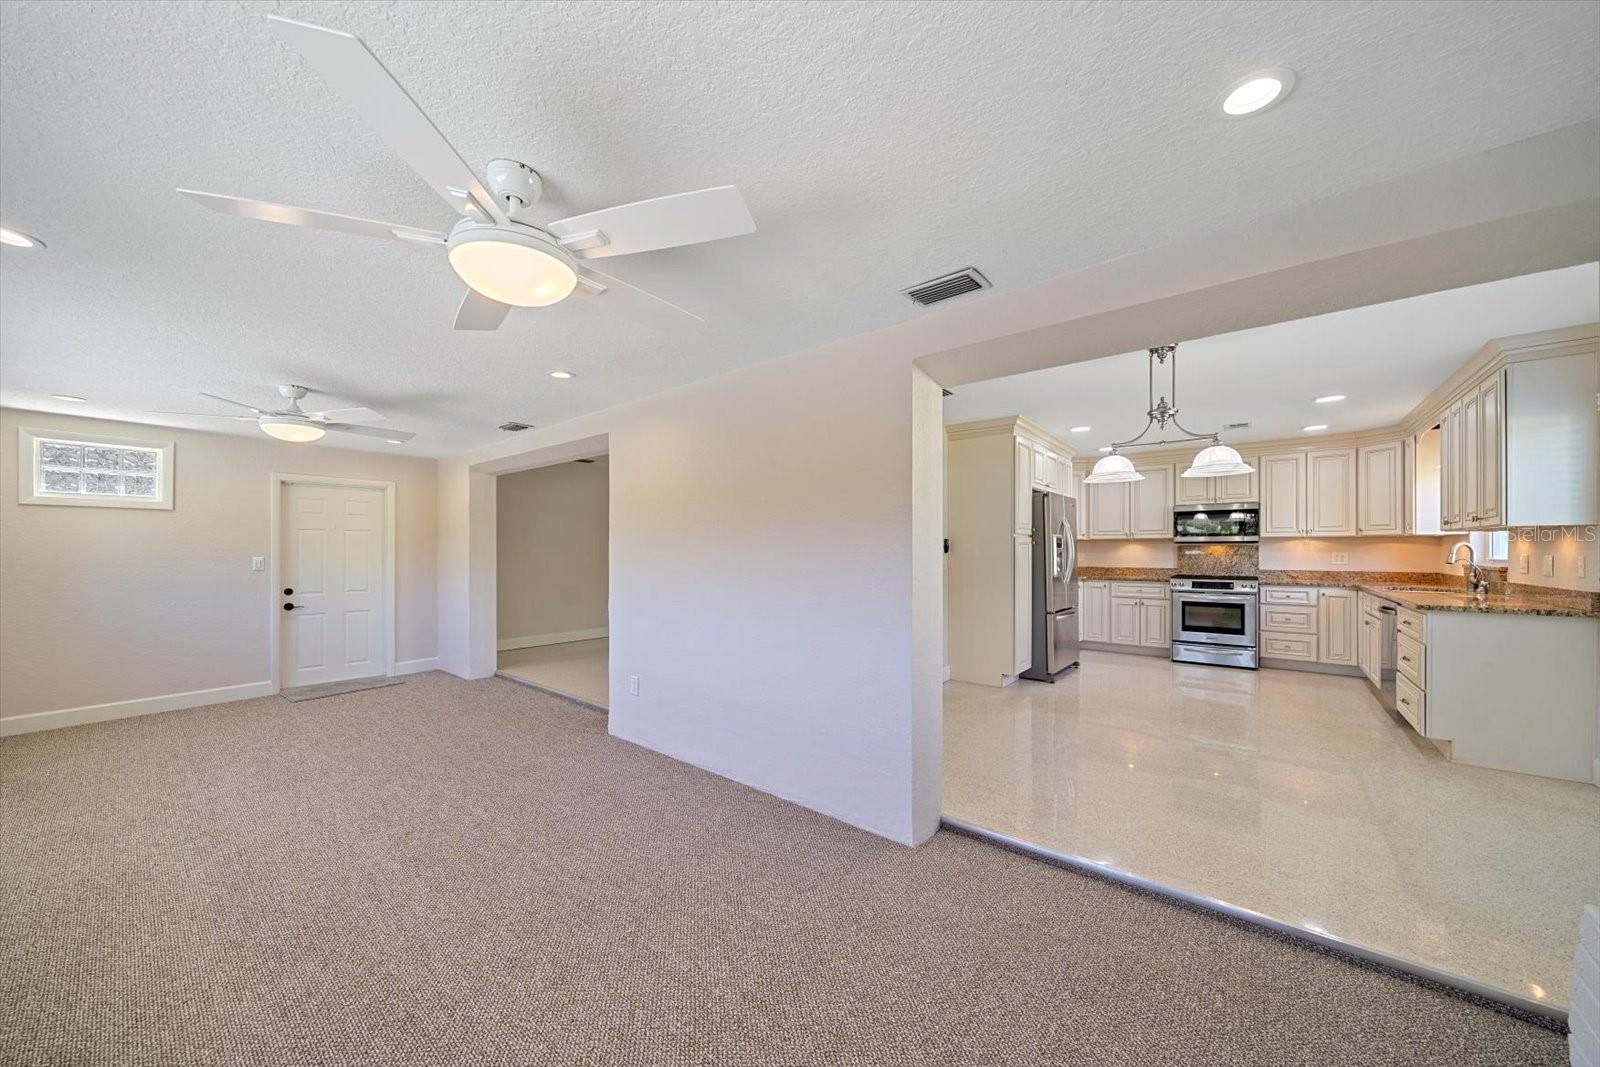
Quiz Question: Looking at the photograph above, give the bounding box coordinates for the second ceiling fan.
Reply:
[179,16,756,331]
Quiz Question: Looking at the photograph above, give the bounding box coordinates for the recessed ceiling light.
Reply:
[386,439,405,445]
[1313,394,1346,404]
[549,370,575,380]
[1302,424,1328,432]
[0,226,43,249]
[1069,426,1091,433]
[51,394,87,403]
[1221,68,1296,117]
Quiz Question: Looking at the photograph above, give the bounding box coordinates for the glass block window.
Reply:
[36,439,162,499]
[18,428,174,509]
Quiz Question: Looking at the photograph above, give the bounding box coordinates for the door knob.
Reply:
[283,603,296,611]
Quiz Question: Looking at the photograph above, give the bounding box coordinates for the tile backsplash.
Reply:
[1175,543,1257,576]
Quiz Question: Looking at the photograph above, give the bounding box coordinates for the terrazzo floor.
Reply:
[497,638,609,709]
[942,650,1600,1009]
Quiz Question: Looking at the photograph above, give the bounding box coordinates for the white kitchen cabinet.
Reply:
[1127,464,1174,538]
[1475,373,1503,527]
[1359,612,1382,687]
[1138,599,1170,649]
[1460,386,1481,527]
[1260,448,1356,537]
[1177,458,1259,505]
[1306,448,1358,536]
[1083,480,1128,539]
[1014,439,1033,535]
[1440,399,1462,528]
[1357,441,1403,535]
[1013,537,1032,674]
[1317,588,1358,666]
[1110,598,1140,644]
[1259,451,1306,537]
[1079,581,1111,642]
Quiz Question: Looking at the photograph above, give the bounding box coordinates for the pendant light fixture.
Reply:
[1082,344,1255,484]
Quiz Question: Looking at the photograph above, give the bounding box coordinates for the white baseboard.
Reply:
[394,656,440,675]
[0,680,277,737]
[497,627,608,652]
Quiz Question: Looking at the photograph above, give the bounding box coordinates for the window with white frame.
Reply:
[17,428,174,509]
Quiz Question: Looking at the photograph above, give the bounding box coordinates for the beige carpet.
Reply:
[0,673,1564,1066]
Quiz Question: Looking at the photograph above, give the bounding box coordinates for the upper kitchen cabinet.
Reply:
[1259,448,1356,537]
[1080,462,1174,539]
[1420,325,1598,530]
[1176,456,1258,505]
[1357,440,1404,535]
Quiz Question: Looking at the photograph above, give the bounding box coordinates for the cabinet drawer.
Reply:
[1261,605,1317,634]
[1261,586,1316,605]
[1395,675,1425,733]
[1395,633,1425,688]
[1111,582,1167,600]
[1261,633,1317,661]
[1395,607,1425,642]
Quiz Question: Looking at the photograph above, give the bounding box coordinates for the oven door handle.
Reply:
[1174,593,1256,604]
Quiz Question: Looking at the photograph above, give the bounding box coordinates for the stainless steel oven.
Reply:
[1173,503,1260,543]
[1170,577,1259,669]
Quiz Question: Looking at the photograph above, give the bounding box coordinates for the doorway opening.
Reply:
[271,475,397,690]
[495,455,610,709]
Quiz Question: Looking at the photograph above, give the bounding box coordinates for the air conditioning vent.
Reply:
[1223,421,1251,431]
[902,267,990,306]
[498,421,533,432]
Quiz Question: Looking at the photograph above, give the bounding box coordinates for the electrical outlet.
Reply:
[1541,555,1555,577]
[1579,556,1587,579]
[251,555,265,572]
[629,674,640,697]
[1331,552,1349,565]
[1519,553,1529,575]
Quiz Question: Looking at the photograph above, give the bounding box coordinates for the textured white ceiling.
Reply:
[943,263,1600,449]
[2,0,1598,455]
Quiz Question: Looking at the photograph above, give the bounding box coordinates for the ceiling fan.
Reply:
[177,15,756,331]
[152,385,415,444]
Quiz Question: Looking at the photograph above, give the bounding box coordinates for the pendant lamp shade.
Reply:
[1181,443,1255,479]
[1082,452,1144,484]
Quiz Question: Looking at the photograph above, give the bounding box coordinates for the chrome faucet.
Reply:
[1445,541,1489,598]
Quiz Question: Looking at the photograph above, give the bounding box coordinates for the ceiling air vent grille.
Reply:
[1223,421,1251,431]
[498,421,533,432]
[902,267,990,306]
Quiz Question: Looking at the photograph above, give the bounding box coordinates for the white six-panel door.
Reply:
[282,483,386,687]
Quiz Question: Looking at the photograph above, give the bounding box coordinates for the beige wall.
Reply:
[496,457,609,644]
[1507,526,1600,592]
[0,409,438,720]
[1077,535,1454,571]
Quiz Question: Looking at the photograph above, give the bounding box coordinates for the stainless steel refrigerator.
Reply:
[1021,491,1080,681]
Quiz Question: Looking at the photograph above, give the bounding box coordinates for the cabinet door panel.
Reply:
[1317,589,1358,665]
[1307,448,1357,537]
[1259,452,1306,536]
[1110,599,1140,645]
[1086,481,1130,539]
[1460,389,1481,525]
[1440,400,1462,529]
[1357,442,1402,535]
[1128,464,1174,538]
[1215,461,1257,503]
[1175,471,1212,505]
[1014,537,1032,673]
[1476,374,1503,526]
[1138,600,1170,648]
[1079,582,1110,642]
[1015,440,1033,535]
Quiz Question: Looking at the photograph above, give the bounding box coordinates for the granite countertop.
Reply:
[1075,567,1600,618]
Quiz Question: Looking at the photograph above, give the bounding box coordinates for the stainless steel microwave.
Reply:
[1172,503,1260,543]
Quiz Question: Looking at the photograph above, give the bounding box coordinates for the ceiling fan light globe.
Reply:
[259,418,326,443]
[446,224,578,308]
[1082,452,1145,484]
[1181,444,1255,478]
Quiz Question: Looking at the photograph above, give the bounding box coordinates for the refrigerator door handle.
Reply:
[1060,520,1076,583]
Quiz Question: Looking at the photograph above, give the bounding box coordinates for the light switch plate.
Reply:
[251,555,265,571]
[1331,552,1349,565]
[1541,555,1554,577]
[1519,553,1529,575]
[629,674,640,697]
[1579,556,1587,579]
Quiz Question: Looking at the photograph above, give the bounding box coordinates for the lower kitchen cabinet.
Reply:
[1110,598,1140,644]
[1078,581,1111,642]
[1092,582,1169,649]
[1137,599,1170,649]
[1317,588,1358,665]
[1259,585,1359,669]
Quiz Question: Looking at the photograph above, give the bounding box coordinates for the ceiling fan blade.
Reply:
[178,190,444,243]
[579,266,704,322]
[199,392,265,413]
[267,16,505,225]
[308,406,384,424]
[322,423,416,442]
[149,411,259,420]
[547,186,754,260]
[454,288,512,331]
